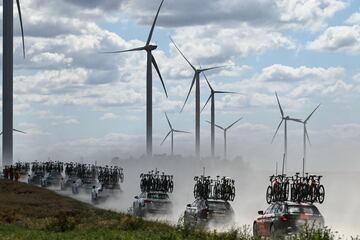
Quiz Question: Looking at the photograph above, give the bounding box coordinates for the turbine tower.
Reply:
[300,104,320,177]
[104,0,168,157]
[170,37,226,158]
[207,117,242,161]
[201,73,237,158]
[161,113,190,155]
[271,92,301,175]
[3,0,25,167]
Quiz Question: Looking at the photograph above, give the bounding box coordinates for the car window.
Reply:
[140,192,146,198]
[287,205,320,215]
[264,205,274,214]
[207,201,230,211]
[271,204,281,214]
[191,200,198,207]
[197,200,207,209]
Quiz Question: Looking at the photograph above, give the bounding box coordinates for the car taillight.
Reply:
[280,214,288,221]
[144,200,152,204]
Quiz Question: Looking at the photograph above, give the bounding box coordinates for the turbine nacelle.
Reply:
[145,44,158,51]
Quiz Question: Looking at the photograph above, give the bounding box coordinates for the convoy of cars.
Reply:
[2,161,326,236]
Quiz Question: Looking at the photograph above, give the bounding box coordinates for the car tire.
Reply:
[270,224,277,237]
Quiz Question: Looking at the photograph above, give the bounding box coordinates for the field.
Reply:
[0,180,348,240]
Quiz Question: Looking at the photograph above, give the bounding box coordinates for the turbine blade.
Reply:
[202,73,214,92]
[0,132,2,135]
[271,119,284,143]
[16,0,25,58]
[160,130,172,145]
[13,128,26,134]
[146,0,165,46]
[305,126,311,146]
[214,91,238,94]
[173,130,191,134]
[226,117,243,130]
[180,74,196,112]
[201,65,228,72]
[169,37,196,71]
[152,55,168,97]
[165,112,172,129]
[102,46,146,54]
[275,92,284,117]
[205,120,224,130]
[201,94,212,113]
[288,118,303,123]
[305,104,321,123]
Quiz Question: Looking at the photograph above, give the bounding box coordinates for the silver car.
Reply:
[133,191,172,217]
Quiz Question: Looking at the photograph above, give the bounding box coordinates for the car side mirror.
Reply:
[134,196,139,199]
[258,210,264,215]
[186,204,191,207]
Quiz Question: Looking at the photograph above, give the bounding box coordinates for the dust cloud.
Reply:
[17,156,360,238]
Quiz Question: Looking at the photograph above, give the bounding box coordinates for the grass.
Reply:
[0,180,356,240]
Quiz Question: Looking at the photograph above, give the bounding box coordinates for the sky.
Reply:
[2,0,360,172]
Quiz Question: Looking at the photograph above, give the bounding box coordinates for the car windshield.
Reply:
[148,193,169,200]
[207,201,230,211]
[287,205,320,215]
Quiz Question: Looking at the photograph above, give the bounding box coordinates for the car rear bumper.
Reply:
[278,220,325,235]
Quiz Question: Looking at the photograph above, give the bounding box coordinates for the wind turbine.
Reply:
[0,129,26,135]
[170,37,227,158]
[103,0,168,157]
[271,92,302,175]
[207,117,242,161]
[161,113,190,155]
[3,0,26,167]
[201,73,238,158]
[300,104,320,177]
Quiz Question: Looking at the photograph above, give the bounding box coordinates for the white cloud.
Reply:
[345,11,360,24]
[307,25,360,53]
[100,113,119,120]
[64,118,80,125]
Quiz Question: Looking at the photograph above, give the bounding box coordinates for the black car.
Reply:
[253,201,324,237]
[40,172,63,187]
[184,199,234,226]
[28,171,45,185]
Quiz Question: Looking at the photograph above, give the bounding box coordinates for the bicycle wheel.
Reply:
[169,182,174,193]
[310,187,316,203]
[266,186,272,204]
[284,183,290,201]
[230,186,235,201]
[318,185,325,204]
[193,184,198,198]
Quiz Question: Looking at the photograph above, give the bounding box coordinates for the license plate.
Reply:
[296,219,306,226]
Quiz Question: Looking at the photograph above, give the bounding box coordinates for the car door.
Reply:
[257,205,273,235]
[263,204,276,235]
[186,200,198,222]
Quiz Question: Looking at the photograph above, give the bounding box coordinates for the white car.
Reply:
[91,183,109,204]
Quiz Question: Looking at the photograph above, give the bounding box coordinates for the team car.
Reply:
[183,199,234,226]
[133,191,172,217]
[253,201,324,237]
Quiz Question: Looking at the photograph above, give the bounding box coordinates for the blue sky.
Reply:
[3,0,360,171]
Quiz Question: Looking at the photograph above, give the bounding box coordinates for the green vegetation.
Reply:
[0,180,355,240]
